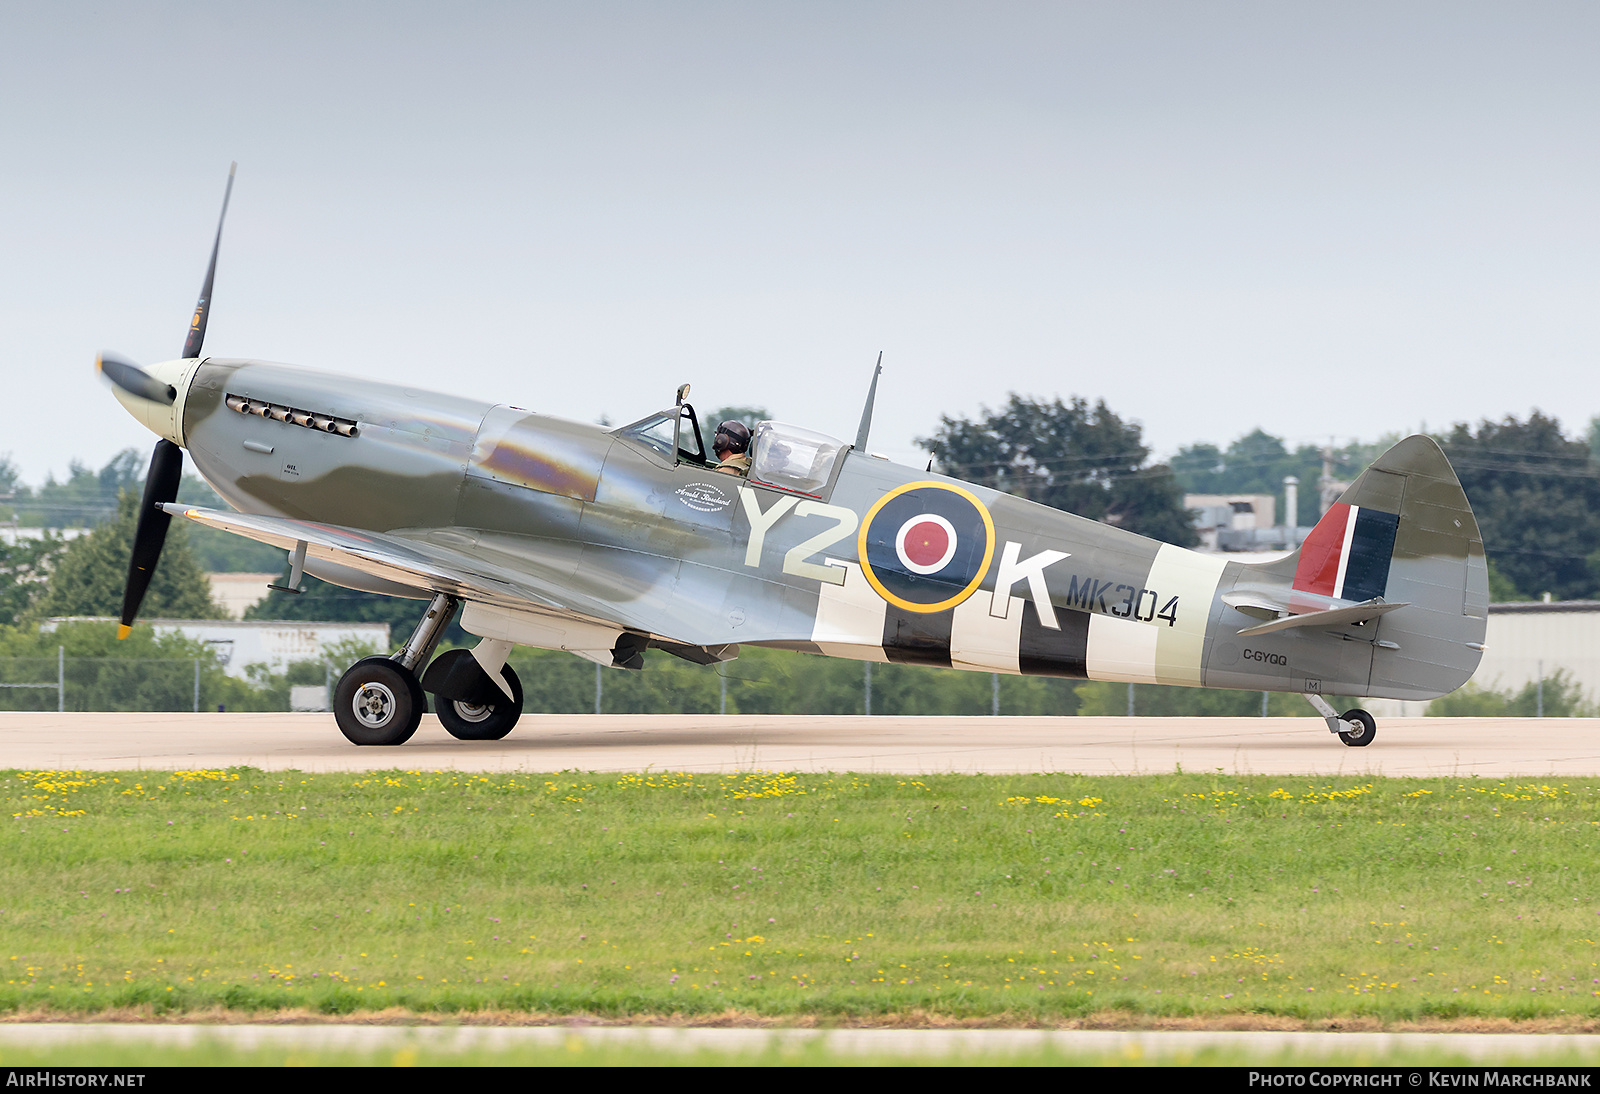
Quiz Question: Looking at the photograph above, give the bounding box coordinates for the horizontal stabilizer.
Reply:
[1234,598,1409,638]
[1220,591,1284,621]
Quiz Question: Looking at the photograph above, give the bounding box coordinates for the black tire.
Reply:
[1338,708,1376,747]
[436,662,524,741]
[334,656,424,746]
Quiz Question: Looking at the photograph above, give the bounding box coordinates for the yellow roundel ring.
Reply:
[857,480,996,613]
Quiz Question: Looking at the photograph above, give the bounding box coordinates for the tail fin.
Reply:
[1266,435,1488,699]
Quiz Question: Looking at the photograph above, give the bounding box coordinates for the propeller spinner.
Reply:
[108,163,237,638]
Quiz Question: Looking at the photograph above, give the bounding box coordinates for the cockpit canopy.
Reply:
[747,421,846,497]
[614,410,847,497]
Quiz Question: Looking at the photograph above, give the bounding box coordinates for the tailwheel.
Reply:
[334,656,425,745]
[433,656,524,741]
[1338,708,1377,747]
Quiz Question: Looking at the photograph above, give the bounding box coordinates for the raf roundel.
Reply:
[858,481,996,612]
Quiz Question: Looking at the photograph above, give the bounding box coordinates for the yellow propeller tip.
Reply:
[116,624,132,640]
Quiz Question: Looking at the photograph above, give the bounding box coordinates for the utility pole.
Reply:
[1318,445,1349,515]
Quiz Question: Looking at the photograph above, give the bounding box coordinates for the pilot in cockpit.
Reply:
[712,420,752,476]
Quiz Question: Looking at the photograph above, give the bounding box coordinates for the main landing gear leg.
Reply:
[1303,692,1377,748]
[333,593,459,746]
[394,593,460,674]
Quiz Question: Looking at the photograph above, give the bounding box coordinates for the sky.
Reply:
[1,2,1596,484]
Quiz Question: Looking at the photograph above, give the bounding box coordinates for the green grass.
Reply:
[2,767,1598,1023]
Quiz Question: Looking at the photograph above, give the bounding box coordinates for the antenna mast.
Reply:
[854,352,883,451]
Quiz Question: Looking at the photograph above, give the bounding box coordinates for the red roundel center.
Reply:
[902,521,950,567]
[894,513,959,575]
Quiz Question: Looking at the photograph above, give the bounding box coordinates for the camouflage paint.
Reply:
[468,405,607,503]
[147,360,1486,701]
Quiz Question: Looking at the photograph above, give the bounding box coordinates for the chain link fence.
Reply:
[0,649,208,712]
[0,645,1076,716]
[0,645,1314,717]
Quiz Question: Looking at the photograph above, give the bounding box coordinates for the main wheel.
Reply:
[436,662,524,741]
[334,656,424,746]
[1338,707,1376,747]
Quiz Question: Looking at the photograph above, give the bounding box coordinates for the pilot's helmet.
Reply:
[714,420,751,456]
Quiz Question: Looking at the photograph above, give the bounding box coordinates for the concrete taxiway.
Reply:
[2,712,1599,776]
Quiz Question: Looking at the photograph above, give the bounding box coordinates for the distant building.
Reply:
[41,617,390,678]
[206,572,280,619]
[1472,601,1600,701]
[0,526,87,545]
[1187,476,1310,554]
[1187,493,1276,550]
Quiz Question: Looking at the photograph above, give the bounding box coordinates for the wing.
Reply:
[163,504,808,649]
[165,502,569,606]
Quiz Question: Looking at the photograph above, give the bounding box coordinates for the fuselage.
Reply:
[130,357,1487,701]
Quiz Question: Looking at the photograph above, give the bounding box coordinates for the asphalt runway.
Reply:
[4,712,1600,776]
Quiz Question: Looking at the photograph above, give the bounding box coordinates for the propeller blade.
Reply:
[181,162,237,360]
[96,351,175,405]
[118,439,185,639]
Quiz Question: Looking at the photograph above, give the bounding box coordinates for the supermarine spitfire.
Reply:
[99,168,1489,747]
